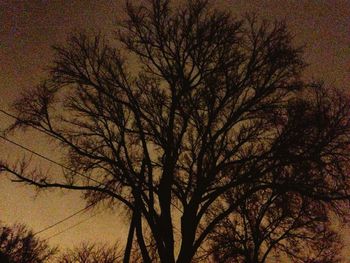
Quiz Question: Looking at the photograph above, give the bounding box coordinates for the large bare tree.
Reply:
[1,0,350,262]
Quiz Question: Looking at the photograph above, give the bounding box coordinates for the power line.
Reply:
[33,202,96,236]
[42,209,104,241]
[0,110,117,235]
[0,108,116,188]
[0,108,183,212]
[0,109,98,183]
[0,134,110,235]
[0,133,106,187]
[0,126,182,214]
[0,109,180,235]
[0,109,57,139]
[0,109,182,245]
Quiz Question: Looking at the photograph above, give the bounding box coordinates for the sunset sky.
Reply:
[0,0,349,255]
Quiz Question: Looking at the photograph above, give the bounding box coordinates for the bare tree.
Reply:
[57,242,123,263]
[0,222,57,263]
[1,0,350,262]
[206,85,349,263]
[208,190,342,263]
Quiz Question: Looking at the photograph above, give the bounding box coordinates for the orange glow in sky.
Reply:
[0,0,349,255]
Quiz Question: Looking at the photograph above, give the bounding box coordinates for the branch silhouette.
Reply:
[1,1,350,262]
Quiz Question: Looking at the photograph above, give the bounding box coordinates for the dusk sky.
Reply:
[0,0,349,256]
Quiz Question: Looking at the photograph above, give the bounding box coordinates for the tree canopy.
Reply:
[1,0,350,262]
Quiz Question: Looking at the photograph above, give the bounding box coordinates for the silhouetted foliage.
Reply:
[1,0,350,262]
[209,190,342,262]
[0,222,57,263]
[57,242,123,263]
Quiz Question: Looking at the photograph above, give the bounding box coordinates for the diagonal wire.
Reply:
[0,134,121,234]
[0,108,117,189]
[42,209,105,241]
[0,109,120,236]
[0,133,106,187]
[0,109,57,138]
[0,109,183,221]
[0,110,183,214]
[33,202,96,236]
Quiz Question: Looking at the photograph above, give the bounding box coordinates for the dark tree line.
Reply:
[0,222,57,263]
[57,242,123,263]
[1,0,350,262]
[0,221,127,263]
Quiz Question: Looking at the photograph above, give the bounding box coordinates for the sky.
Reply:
[0,0,349,255]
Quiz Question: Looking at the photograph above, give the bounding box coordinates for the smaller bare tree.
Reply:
[0,222,57,263]
[57,242,123,263]
[208,189,342,263]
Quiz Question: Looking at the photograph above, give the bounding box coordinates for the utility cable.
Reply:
[0,109,182,231]
[0,110,116,237]
[0,109,104,185]
[0,133,106,187]
[33,201,96,236]
[0,109,57,139]
[0,108,115,189]
[42,209,105,241]
[0,134,116,234]
[0,111,183,213]
[0,134,107,235]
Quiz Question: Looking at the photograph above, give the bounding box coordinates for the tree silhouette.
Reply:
[57,242,123,263]
[1,0,350,262]
[208,190,342,262]
[0,222,57,263]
